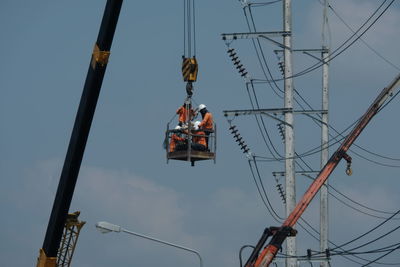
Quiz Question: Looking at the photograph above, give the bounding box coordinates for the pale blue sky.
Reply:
[1,1,399,266]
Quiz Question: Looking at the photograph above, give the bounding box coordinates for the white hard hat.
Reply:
[174,125,181,130]
[194,121,201,130]
[198,104,206,110]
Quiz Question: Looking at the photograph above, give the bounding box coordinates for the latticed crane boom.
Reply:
[56,212,86,267]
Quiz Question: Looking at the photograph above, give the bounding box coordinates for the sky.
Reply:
[1,0,400,267]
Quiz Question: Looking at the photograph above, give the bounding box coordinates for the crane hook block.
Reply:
[346,165,353,176]
[182,57,198,82]
[343,152,353,176]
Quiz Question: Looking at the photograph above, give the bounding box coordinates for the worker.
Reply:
[198,104,213,129]
[198,104,213,147]
[176,101,195,126]
[169,126,187,152]
[191,121,207,151]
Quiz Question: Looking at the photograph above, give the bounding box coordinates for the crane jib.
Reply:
[251,72,400,267]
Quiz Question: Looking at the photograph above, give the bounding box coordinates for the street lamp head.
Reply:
[96,221,122,234]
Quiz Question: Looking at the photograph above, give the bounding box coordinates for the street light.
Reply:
[96,221,203,267]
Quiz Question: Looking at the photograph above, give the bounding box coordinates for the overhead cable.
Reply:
[317,0,400,71]
[291,0,395,79]
[301,174,400,219]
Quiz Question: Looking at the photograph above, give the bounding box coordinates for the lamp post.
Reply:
[96,221,203,267]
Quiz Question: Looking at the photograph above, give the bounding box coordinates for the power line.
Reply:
[332,224,400,255]
[243,7,284,99]
[244,0,395,81]
[301,174,400,219]
[235,4,400,166]
[247,81,283,158]
[248,159,284,222]
[317,0,400,71]
[236,0,400,229]
[328,209,400,252]
[248,155,400,265]
[243,4,400,166]
[289,0,395,80]
[338,241,400,255]
[229,2,400,265]
[360,244,400,267]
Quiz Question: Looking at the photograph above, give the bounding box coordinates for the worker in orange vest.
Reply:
[169,126,186,152]
[176,101,195,126]
[198,104,213,148]
[191,121,207,151]
[198,104,213,130]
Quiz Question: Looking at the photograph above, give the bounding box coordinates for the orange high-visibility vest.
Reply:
[193,131,206,146]
[176,106,195,124]
[170,134,185,152]
[199,112,213,130]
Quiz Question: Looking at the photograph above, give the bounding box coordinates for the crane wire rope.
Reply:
[187,0,191,57]
[183,0,196,58]
[183,0,186,57]
[193,0,196,56]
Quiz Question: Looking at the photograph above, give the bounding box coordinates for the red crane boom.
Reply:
[246,73,400,267]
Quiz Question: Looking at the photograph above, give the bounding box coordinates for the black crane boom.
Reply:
[37,1,123,266]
